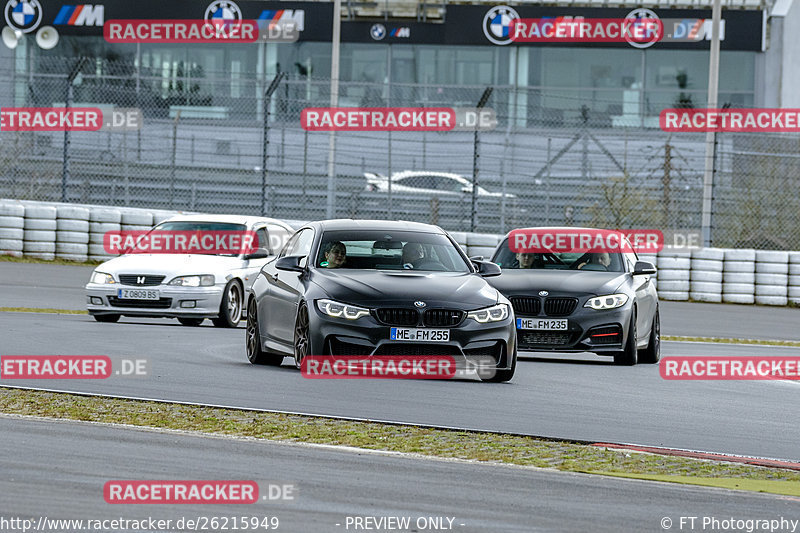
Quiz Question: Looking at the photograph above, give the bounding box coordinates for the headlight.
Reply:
[168,275,215,287]
[91,271,115,284]
[584,293,629,310]
[467,303,509,323]
[317,298,370,320]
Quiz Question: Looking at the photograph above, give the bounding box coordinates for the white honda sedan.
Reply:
[85,214,295,327]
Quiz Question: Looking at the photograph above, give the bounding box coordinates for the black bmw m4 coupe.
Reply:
[245,219,518,382]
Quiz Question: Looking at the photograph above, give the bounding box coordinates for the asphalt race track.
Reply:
[3,311,800,461]
[2,263,800,461]
[2,415,798,533]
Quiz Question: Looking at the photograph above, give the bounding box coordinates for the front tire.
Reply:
[212,280,243,328]
[481,348,517,383]
[246,298,284,365]
[638,308,661,364]
[93,314,120,323]
[293,302,311,370]
[613,311,638,366]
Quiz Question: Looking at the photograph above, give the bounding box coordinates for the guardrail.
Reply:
[1,198,798,307]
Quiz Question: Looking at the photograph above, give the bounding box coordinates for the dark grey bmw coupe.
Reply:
[245,220,517,382]
[487,227,660,366]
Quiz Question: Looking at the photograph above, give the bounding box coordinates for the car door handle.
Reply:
[272,273,279,281]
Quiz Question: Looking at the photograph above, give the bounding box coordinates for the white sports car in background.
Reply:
[85,214,295,327]
[364,170,516,199]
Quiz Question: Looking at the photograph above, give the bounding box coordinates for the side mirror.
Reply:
[276,255,305,273]
[244,249,269,260]
[473,260,502,277]
[633,261,657,275]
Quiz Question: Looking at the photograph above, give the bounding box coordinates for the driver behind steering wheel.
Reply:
[402,242,425,269]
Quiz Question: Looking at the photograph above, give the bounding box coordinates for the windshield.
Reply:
[492,239,625,272]
[139,221,249,256]
[316,230,471,272]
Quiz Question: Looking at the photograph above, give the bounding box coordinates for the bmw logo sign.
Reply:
[538,290,549,297]
[624,8,661,49]
[414,301,426,308]
[205,0,242,23]
[370,23,386,41]
[482,5,519,45]
[5,0,42,33]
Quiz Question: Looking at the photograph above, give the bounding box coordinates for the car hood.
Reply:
[96,254,246,278]
[311,270,500,309]
[486,269,627,297]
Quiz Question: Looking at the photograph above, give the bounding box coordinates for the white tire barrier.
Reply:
[0,202,25,217]
[23,205,57,220]
[690,292,722,303]
[56,242,88,262]
[658,269,690,281]
[791,254,800,305]
[756,261,789,274]
[657,280,690,292]
[753,250,788,306]
[724,261,755,273]
[690,248,723,303]
[0,215,25,229]
[23,204,57,260]
[723,282,756,293]
[755,273,788,286]
[467,233,500,247]
[467,246,496,259]
[723,293,755,304]
[692,247,725,261]
[120,210,154,227]
[657,256,690,270]
[56,205,90,261]
[23,218,57,231]
[0,201,25,256]
[790,263,800,275]
[724,249,756,261]
[756,295,788,306]
[89,209,122,262]
[723,272,755,284]
[689,271,723,283]
[659,290,690,301]
[0,227,23,240]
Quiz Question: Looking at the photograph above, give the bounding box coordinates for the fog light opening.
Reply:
[90,297,103,305]
[180,301,196,308]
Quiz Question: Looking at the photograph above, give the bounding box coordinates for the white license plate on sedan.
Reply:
[390,328,450,342]
[117,289,159,300]
[517,318,568,330]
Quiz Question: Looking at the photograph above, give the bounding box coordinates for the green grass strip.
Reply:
[587,471,800,497]
[663,335,800,347]
[0,307,87,315]
[2,388,799,496]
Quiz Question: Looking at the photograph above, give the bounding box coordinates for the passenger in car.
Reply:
[323,241,347,268]
[516,252,542,269]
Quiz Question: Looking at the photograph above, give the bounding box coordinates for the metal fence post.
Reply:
[471,87,493,232]
[262,71,287,216]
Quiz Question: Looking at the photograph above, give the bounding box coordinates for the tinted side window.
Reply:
[279,233,299,259]
[253,228,269,254]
